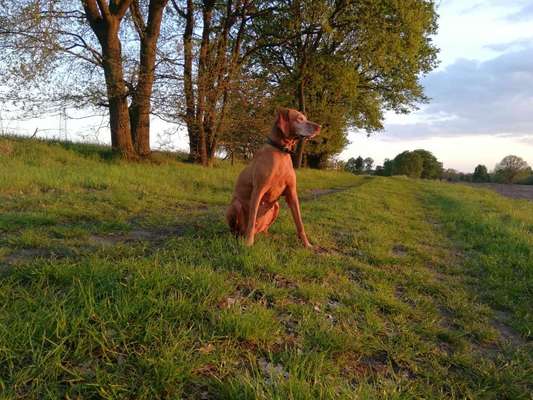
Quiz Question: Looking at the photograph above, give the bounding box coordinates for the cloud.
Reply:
[383,43,533,139]
[506,2,533,21]
[484,37,533,53]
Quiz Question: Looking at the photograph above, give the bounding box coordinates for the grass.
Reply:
[0,136,532,399]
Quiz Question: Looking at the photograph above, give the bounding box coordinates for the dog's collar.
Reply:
[267,137,293,154]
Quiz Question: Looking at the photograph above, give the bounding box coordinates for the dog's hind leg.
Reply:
[226,199,245,236]
[262,201,280,234]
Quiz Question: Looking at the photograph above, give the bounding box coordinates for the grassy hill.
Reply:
[1,136,532,399]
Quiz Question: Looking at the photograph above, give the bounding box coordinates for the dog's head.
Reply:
[275,108,321,140]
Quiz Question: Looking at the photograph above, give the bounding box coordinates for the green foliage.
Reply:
[363,157,374,172]
[390,150,442,179]
[383,159,394,176]
[442,168,473,182]
[344,156,364,174]
[412,149,443,179]
[515,174,533,185]
[247,0,439,165]
[473,164,490,183]
[391,150,424,178]
[493,155,531,184]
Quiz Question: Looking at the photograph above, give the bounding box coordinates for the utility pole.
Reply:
[58,108,68,140]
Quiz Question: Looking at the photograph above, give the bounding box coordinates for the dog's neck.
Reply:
[268,126,297,153]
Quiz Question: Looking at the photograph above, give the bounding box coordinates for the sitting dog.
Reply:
[226,108,321,247]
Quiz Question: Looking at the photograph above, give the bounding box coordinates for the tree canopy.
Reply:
[379,149,443,179]
[391,151,424,178]
[494,155,531,184]
[0,0,439,165]
[472,164,490,182]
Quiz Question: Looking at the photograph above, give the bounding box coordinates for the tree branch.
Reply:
[129,0,146,40]
[170,0,187,18]
[82,0,103,24]
[95,0,112,21]
[112,0,134,19]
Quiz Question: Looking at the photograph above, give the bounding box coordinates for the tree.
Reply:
[363,157,374,172]
[217,80,274,163]
[382,159,393,176]
[472,164,490,182]
[412,149,443,179]
[1,0,440,168]
[0,0,169,159]
[442,168,459,182]
[170,0,258,165]
[354,156,364,174]
[345,156,365,174]
[345,157,358,174]
[249,0,439,168]
[392,151,423,178]
[494,155,531,183]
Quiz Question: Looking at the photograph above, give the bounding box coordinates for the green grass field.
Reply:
[1,136,532,399]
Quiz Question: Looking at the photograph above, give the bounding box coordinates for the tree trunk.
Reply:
[179,0,199,162]
[293,0,306,169]
[207,136,217,165]
[203,0,232,166]
[101,25,136,159]
[129,0,168,157]
[82,0,137,159]
[206,3,247,166]
[293,75,306,169]
[195,0,215,166]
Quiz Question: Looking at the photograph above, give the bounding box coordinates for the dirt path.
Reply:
[1,184,358,268]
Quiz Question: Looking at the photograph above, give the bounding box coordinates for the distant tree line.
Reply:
[444,155,532,185]
[343,152,532,185]
[344,156,374,174]
[343,149,443,179]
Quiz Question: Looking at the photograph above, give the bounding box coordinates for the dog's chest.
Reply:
[262,184,286,204]
[262,169,293,203]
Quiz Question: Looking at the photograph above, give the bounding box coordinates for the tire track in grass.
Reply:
[0,181,366,271]
[420,182,533,341]
[303,176,531,397]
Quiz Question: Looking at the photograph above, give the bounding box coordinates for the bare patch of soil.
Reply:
[392,244,408,256]
[1,248,50,267]
[303,188,344,200]
[88,226,186,247]
[301,182,368,201]
[1,226,187,269]
[492,311,527,346]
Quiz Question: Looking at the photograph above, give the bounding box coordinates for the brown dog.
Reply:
[226,108,321,247]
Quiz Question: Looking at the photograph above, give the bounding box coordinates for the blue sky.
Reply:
[342,0,533,172]
[3,0,532,172]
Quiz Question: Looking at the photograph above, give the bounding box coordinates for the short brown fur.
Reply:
[226,108,321,247]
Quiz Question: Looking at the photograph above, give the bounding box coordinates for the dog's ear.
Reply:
[275,107,290,136]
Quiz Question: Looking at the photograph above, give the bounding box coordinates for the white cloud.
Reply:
[434,0,533,67]
[381,45,533,139]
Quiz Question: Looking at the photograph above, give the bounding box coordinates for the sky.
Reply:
[2,0,533,173]
[342,0,533,172]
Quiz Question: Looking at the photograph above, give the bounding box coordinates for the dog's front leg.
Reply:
[244,187,265,246]
[285,186,312,248]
